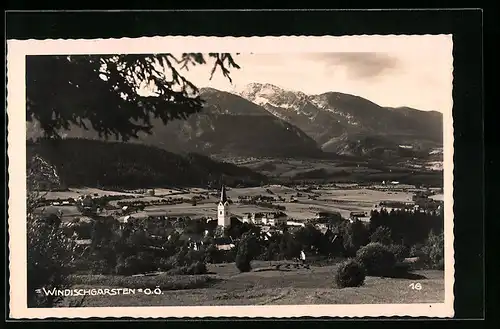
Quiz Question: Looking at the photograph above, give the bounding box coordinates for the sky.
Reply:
[173,38,453,113]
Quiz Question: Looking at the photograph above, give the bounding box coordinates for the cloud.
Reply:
[175,48,451,113]
[306,52,400,79]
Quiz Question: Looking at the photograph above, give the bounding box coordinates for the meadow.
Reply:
[60,261,444,307]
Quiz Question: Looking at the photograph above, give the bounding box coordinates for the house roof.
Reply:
[214,237,232,245]
[216,244,235,250]
[75,239,92,245]
[317,210,341,216]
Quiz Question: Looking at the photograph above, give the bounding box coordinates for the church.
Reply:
[217,185,231,227]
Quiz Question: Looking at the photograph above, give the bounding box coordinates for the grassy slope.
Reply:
[62,261,444,307]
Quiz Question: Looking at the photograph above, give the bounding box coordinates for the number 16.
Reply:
[409,283,422,290]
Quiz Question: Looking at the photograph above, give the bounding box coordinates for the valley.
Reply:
[27,83,444,163]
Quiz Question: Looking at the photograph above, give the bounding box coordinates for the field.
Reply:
[216,157,444,188]
[41,183,433,222]
[60,261,444,307]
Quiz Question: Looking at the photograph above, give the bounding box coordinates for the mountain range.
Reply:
[238,83,443,158]
[27,83,443,160]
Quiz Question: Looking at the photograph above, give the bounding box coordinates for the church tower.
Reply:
[217,185,230,227]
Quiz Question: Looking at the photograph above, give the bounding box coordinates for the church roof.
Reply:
[220,185,228,203]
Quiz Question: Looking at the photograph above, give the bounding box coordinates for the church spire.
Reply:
[220,184,227,203]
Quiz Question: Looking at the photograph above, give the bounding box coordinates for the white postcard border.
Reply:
[7,35,455,319]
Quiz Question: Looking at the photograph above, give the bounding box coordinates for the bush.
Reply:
[235,254,252,272]
[185,249,205,264]
[90,259,114,275]
[423,231,445,270]
[335,259,366,288]
[122,255,143,275]
[388,244,410,261]
[115,254,157,275]
[68,273,217,290]
[356,243,397,276]
[409,243,426,258]
[166,261,208,275]
[407,232,444,270]
[187,261,208,275]
[157,258,176,272]
[115,263,127,275]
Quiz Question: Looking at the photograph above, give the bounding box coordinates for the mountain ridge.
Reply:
[27,83,443,161]
[27,88,323,159]
[236,82,443,158]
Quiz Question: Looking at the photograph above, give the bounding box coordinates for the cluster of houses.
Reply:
[240,211,288,226]
[63,185,445,255]
[377,195,443,214]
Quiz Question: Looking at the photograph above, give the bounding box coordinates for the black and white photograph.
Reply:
[7,35,454,318]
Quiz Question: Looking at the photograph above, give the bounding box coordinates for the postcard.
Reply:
[7,35,454,318]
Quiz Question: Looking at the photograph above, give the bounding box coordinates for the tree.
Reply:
[26,162,74,307]
[27,212,74,307]
[294,223,323,252]
[279,232,301,260]
[27,54,240,141]
[91,218,116,247]
[341,221,370,256]
[370,226,393,245]
[421,230,445,270]
[235,233,258,272]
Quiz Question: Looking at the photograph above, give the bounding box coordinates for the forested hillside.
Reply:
[27,138,268,189]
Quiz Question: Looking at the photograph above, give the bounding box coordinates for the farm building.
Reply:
[379,201,415,210]
[349,212,370,222]
[287,221,306,228]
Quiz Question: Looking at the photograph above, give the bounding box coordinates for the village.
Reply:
[27,179,446,308]
[36,182,444,254]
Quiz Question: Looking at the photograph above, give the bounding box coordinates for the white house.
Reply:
[241,212,287,226]
[265,212,287,226]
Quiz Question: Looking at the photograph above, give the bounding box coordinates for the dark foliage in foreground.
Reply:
[27,214,74,307]
[27,54,239,141]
